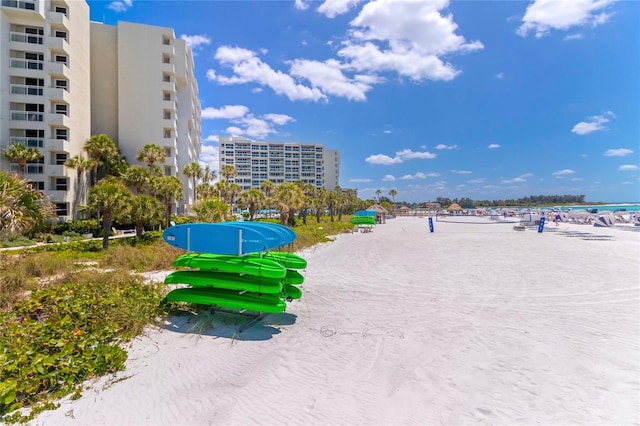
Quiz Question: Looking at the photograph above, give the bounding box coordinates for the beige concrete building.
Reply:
[218,136,340,192]
[90,21,201,213]
[1,0,91,219]
[1,2,201,220]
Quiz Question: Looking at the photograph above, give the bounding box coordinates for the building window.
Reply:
[55,153,67,165]
[163,92,171,101]
[55,202,68,216]
[164,148,172,157]
[163,129,172,138]
[28,181,45,191]
[163,111,171,119]
[54,178,68,191]
[54,30,67,40]
[55,6,67,15]
[164,166,172,176]
[54,79,68,90]
[54,104,68,115]
[55,55,67,65]
[55,128,68,140]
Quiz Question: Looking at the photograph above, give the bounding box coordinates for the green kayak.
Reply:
[166,287,286,313]
[283,284,302,300]
[173,253,287,279]
[284,269,304,285]
[249,252,307,270]
[165,270,283,294]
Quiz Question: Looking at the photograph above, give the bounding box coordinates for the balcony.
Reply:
[47,61,70,77]
[47,112,69,126]
[47,138,68,151]
[47,10,69,26]
[161,43,174,56]
[48,87,70,102]
[24,164,45,175]
[10,31,43,45]
[45,190,67,201]
[10,110,44,122]
[48,37,69,53]
[10,84,43,96]
[161,81,176,92]
[10,137,44,148]
[46,164,65,176]
[1,0,37,16]
[10,58,44,71]
[161,62,175,74]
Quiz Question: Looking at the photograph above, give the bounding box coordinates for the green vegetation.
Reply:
[0,217,354,422]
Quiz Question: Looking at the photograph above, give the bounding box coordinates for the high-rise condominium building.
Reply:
[91,21,201,213]
[218,136,340,191]
[1,0,91,220]
[1,1,201,220]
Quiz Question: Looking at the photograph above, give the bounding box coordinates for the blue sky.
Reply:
[88,0,639,203]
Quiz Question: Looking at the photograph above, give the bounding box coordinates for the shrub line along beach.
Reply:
[27,216,639,425]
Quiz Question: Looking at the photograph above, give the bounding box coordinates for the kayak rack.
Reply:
[209,306,265,332]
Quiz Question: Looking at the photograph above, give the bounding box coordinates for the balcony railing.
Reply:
[10,84,43,96]
[10,31,43,45]
[10,111,44,121]
[10,137,44,148]
[2,0,36,10]
[10,58,43,70]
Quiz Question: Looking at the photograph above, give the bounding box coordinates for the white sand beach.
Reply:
[32,217,640,425]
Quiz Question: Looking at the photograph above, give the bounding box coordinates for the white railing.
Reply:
[2,0,36,10]
[10,137,44,148]
[10,111,44,121]
[10,84,43,96]
[10,58,43,70]
[10,31,43,44]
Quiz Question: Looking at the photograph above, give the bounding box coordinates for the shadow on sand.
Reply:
[161,310,297,341]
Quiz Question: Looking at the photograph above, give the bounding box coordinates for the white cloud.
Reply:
[214,46,327,102]
[262,113,295,126]
[365,148,437,165]
[294,0,309,11]
[572,111,615,135]
[203,134,218,143]
[199,143,219,172]
[502,173,533,184]
[382,174,396,181]
[400,172,427,180]
[619,165,639,171]
[451,170,471,174]
[205,69,217,81]
[383,130,392,134]
[107,0,132,12]
[365,154,403,165]
[488,144,501,149]
[337,0,483,82]
[565,33,584,40]
[495,72,505,79]
[288,58,373,101]
[468,178,485,184]
[435,144,458,150]
[552,169,576,176]
[180,34,211,50]
[518,0,616,38]
[201,105,249,120]
[317,0,362,18]
[425,172,441,177]
[349,178,371,183]
[604,148,634,157]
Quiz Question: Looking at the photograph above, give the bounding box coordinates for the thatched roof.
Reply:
[447,203,463,212]
[367,203,389,214]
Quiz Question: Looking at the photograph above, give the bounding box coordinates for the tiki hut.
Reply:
[367,203,389,224]
[446,203,463,214]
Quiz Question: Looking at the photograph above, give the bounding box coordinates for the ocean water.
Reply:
[563,203,640,212]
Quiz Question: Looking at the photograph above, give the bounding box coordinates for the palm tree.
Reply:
[375,189,382,203]
[273,182,304,226]
[182,161,203,203]
[137,143,166,173]
[120,165,152,195]
[123,194,163,236]
[191,198,228,223]
[220,164,237,182]
[389,189,397,211]
[155,176,183,228]
[88,177,131,249]
[227,183,242,216]
[64,155,95,219]
[3,143,42,178]
[84,134,119,185]
[310,187,327,223]
[237,188,266,221]
[260,179,275,217]
[0,170,54,237]
[202,165,216,185]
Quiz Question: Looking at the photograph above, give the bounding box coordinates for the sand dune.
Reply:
[32,217,640,425]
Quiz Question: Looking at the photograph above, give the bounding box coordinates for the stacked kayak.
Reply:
[162,222,307,313]
[351,210,377,225]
